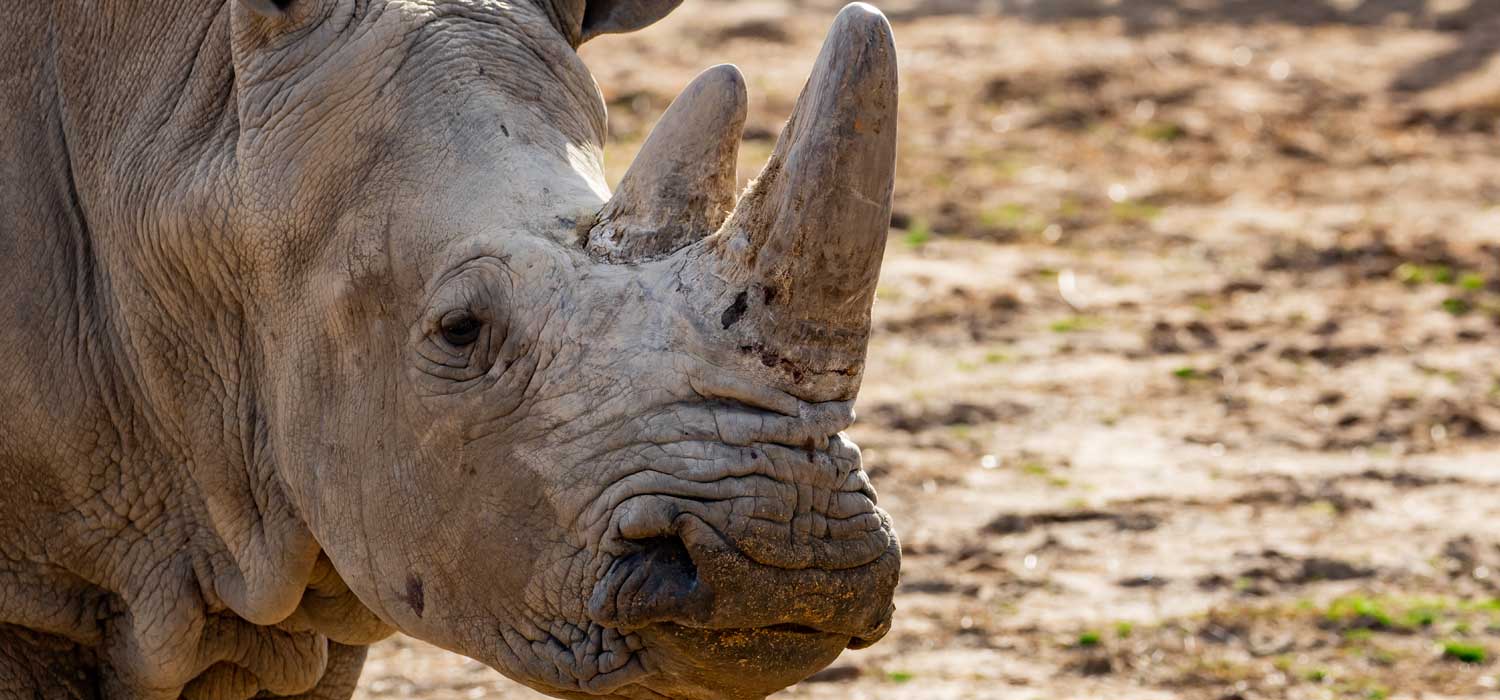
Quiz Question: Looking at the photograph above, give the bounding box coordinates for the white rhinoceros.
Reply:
[0,1,900,698]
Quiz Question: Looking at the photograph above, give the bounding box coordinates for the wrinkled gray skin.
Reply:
[0,0,900,698]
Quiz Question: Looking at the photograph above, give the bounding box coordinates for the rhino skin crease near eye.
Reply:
[439,311,483,347]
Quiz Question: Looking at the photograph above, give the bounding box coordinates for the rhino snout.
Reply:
[588,511,899,644]
[584,415,901,649]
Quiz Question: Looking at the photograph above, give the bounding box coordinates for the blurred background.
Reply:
[358,1,1500,698]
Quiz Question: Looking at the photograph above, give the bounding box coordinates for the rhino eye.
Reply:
[439,311,483,347]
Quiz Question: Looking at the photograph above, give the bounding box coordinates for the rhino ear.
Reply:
[580,0,684,41]
[540,0,684,44]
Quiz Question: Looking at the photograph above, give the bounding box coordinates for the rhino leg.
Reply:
[169,642,367,700]
[275,644,367,700]
[0,626,98,700]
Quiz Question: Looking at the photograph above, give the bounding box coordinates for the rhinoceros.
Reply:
[0,0,900,698]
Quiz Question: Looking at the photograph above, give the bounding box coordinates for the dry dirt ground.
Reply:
[356,1,1500,698]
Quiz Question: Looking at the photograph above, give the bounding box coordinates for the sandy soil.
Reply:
[357,1,1500,698]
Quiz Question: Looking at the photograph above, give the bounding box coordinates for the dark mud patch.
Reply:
[1145,319,1220,354]
[1260,233,1478,280]
[877,288,1023,340]
[1331,469,1467,489]
[1241,550,1376,585]
[983,508,1162,535]
[865,399,1031,432]
[1230,480,1373,514]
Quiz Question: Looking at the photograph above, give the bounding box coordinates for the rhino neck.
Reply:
[0,3,385,697]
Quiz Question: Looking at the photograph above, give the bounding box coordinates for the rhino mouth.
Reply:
[626,621,859,700]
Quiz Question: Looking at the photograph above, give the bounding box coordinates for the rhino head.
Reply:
[232,0,899,696]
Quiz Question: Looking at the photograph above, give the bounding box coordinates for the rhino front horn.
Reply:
[587,64,747,262]
[713,3,898,396]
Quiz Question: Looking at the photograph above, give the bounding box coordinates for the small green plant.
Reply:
[902,219,933,248]
[1021,462,1070,487]
[1049,315,1098,333]
[1302,667,1327,682]
[1441,641,1486,664]
[1394,263,1454,285]
[885,670,915,683]
[1460,272,1487,291]
[1137,121,1186,142]
[1172,367,1200,380]
[980,203,1038,231]
[1077,631,1101,647]
[1404,605,1440,628]
[1442,297,1471,316]
[1326,595,1394,629]
[1110,200,1162,223]
[1115,621,1134,639]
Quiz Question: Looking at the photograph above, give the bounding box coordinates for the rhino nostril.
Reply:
[617,534,709,622]
[629,535,698,587]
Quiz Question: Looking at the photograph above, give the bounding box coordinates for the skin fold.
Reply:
[0,1,900,698]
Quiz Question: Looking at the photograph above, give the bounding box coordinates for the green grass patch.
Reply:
[1394,262,1454,285]
[1442,297,1471,315]
[1049,315,1100,333]
[980,203,1045,233]
[1110,200,1163,223]
[902,219,933,248]
[1077,631,1102,647]
[885,670,915,683]
[1326,595,1395,629]
[1441,640,1486,664]
[1021,462,1070,487]
[1136,121,1186,142]
[1403,605,1441,628]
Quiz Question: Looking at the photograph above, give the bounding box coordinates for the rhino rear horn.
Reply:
[587,65,747,262]
[714,3,898,389]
